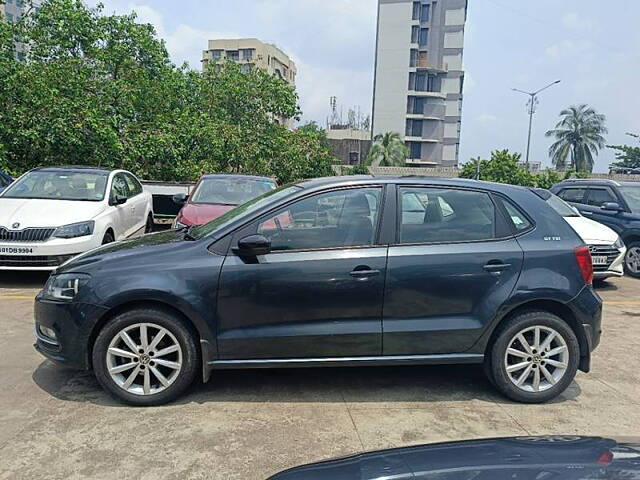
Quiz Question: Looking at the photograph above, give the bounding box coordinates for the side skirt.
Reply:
[208,353,484,370]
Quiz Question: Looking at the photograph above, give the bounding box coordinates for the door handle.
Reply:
[483,262,511,272]
[581,211,593,216]
[350,268,381,279]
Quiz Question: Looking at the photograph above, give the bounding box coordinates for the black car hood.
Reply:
[269,436,640,480]
[57,229,188,273]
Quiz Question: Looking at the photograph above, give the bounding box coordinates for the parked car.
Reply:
[0,166,154,270]
[0,169,12,194]
[34,177,602,405]
[268,436,640,480]
[551,179,640,278]
[172,174,277,228]
[535,189,626,280]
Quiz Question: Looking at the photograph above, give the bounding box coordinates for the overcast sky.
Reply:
[90,0,640,173]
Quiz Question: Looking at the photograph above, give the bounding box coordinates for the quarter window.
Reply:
[257,188,382,251]
[587,188,616,207]
[499,198,532,232]
[557,188,587,204]
[399,187,497,244]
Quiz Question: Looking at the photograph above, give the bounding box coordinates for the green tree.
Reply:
[366,132,408,167]
[608,133,640,170]
[460,149,535,186]
[545,104,607,173]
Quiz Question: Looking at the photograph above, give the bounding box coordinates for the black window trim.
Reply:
[222,184,389,256]
[392,185,527,247]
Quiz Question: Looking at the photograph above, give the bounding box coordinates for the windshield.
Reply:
[546,193,580,217]
[190,177,276,205]
[1,171,108,201]
[620,186,640,212]
[191,185,302,239]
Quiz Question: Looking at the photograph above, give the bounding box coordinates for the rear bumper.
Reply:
[567,286,603,372]
[33,296,109,370]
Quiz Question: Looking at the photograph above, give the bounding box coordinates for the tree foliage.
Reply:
[366,132,408,167]
[545,104,607,173]
[609,133,640,170]
[0,0,336,183]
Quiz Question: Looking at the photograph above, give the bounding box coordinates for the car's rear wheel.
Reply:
[487,311,579,403]
[92,308,199,406]
[624,242,640,278]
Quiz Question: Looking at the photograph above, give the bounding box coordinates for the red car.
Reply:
[173,174,277,228]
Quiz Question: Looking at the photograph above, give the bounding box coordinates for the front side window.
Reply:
[111,174,129,199]
[124,174,142,197]
[587,188,617,207]
[257,188,382,252]
[2,170,109,201]
[399,187,496,244]
[557,188,587,204]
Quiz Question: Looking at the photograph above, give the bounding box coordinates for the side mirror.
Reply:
[572,206,580,215]
[173,193,188,205]
[111,194,127,206]
[233,234,271,257]
[602,202,623,212]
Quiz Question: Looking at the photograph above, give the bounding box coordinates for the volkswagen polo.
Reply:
[34,177,602,405]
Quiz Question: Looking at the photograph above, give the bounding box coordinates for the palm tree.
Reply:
[545,104,607,172]
[366,132,409,167]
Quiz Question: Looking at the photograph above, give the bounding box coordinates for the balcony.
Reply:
[408,90,446,99]
[404,136,439,143]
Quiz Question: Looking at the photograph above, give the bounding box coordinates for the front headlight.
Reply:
[53,221,95,239]
[174,220,187,229]
[614,237,625,249]
[41,274,91,302]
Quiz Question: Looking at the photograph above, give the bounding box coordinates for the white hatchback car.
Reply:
[542,191,626,280]
[0,167,153,271]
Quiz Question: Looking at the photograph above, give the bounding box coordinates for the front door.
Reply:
[582,187,625,234]
[383,187,524,355]
[216,186,387,359]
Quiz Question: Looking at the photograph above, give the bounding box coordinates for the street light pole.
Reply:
[512,80,561,170]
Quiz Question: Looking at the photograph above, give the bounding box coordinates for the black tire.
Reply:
[623,241,640,278]
[92,308,199,406]
[144,214,154,234]
[486,310,580,404]
[102,231,115,245]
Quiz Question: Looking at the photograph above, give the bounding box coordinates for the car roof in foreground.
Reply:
[201,173,276,182]
[296,175,530,194]
[31,166,112,175]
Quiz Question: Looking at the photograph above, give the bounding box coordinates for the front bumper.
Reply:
[33,295,109,370]
[0,235,102,270]
[591,244,626,280]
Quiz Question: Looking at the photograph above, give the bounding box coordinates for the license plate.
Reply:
[0,246,36,255]
[592,256,608,266]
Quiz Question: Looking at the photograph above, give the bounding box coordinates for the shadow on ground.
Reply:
[32,360,581,408]
[0,271,49,289]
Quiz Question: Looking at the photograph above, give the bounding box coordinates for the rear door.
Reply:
[383,186,525,355]
[123,173,147,235]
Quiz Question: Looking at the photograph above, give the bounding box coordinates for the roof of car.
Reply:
[32,166,113,174]
[200,174,276,182]
[295,175,530,194]
[554,178,622,187]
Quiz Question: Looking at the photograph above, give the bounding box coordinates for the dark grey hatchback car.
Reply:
[34,177,602,406]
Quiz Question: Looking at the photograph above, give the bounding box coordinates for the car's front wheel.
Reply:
[487,311,580,403]
[92,308,199,406]
[624,241,640,278]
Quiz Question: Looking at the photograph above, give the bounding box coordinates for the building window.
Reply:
[409,49,418,68]
[5,13,14,23]
[419,28,429,46]
[412,2,421,20]
[414,97,425,114]
[241,49,254,61]
[226,50,239,61]
[415,72,427,91]
[240,64,252,74]
[421,4,430,22]
[16,0,24,6]
[427,74,437,92]
[411,26,420,43]
[408,142,422,159]
[211,50,223,60]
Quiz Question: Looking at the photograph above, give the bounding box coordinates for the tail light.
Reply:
[597,450,613,466]
[575,246,594,285]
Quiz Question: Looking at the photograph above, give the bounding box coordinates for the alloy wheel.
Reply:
[504,326,569,393]
[106,323,183,396]
[625,247,640,275]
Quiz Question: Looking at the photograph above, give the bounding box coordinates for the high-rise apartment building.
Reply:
[372,0,468,167]
[1,0,42,59]
[202,38,297,86]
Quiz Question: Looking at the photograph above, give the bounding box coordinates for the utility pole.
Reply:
[512,80,561,170]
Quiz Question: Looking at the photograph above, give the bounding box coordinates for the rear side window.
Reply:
[557,188,587,204]
[586,188,616,207]
[398,187,497,244]
[499,198,533,233]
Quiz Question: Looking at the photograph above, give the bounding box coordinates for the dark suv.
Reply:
[551,179,640,278]
[34,177,602,406]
